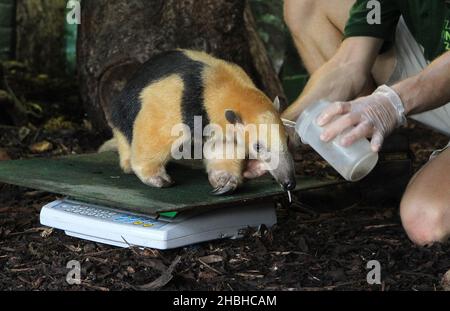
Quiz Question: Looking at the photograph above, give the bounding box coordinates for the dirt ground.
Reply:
[0,65,449,291]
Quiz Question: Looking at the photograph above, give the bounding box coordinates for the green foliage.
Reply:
[250,0,285,32]
[250,0,309,102]
[249,0,287,72]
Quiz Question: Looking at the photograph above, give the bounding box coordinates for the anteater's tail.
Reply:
[98,138,118,153]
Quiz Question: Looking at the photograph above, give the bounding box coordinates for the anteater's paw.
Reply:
[120,159,133,174]
[141,174,174,188]
[209,171,240,196]
[243,160,268,179]
[135,168,174,188]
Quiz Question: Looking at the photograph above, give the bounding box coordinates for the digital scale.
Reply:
[0,151,339,251]
[40,199,277,250]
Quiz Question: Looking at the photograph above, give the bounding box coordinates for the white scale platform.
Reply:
[40,199,277,250]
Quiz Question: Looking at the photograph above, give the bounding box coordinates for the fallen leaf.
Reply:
[40,228,53,238]
[137,256,181,291]
[44,117,75,132]
[27,102,43,115]
[199,255,223,264]
[236,272,264,279]
[198,270,218,280]
[65,244,82,253]
[30,141,53,153]
[0,149,10,161]
[18,127,31,141]
[81,282,110,291]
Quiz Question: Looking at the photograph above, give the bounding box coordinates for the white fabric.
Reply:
[430,141,450,160]
[386,17,450,138]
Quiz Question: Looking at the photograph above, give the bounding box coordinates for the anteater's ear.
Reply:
[225,110,243,125]
[273,96,281,112]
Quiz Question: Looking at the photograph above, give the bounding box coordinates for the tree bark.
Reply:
[0,0,16,61]
[244,1,286,109]
[16,0,67,76]
[78,0,285,136]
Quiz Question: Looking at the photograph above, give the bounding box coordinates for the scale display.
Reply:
[40,199,277,250]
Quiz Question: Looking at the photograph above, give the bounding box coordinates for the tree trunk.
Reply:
[0,0,16,61]
[16,0,67,76]
[78,0,285,136]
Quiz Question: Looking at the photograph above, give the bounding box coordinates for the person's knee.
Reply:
[284,0,318,35]
[400,194,449,246]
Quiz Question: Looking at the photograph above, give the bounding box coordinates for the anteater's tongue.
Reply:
[287,190,292,203]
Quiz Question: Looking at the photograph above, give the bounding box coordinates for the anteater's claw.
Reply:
[209,171,239,196]
[211,183,236,196]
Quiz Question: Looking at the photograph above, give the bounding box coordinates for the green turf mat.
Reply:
[0,152,341,215]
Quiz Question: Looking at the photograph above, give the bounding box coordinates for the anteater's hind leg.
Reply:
[205,158,243,195]
[130,119,175,189]
[131,140,174,188]
[113,129,132,174]
[129,74,185,188]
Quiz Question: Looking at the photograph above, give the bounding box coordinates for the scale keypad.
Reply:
[60,204,118,219]
[54,202,167,229]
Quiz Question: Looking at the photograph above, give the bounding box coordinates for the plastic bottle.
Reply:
[296,100,379,181]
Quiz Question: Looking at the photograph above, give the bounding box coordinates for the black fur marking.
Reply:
[110,50,209,142]
[225,110,242,125]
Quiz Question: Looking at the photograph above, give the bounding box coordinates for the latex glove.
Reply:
[317,85,407,152]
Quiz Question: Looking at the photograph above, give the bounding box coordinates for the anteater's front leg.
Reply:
[205,158,243,195]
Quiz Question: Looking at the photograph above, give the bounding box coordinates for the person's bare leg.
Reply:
[284,0,355,73]
[400,148,450,246]
[284,0,396,85]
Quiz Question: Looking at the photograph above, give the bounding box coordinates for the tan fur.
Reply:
[127,75,184,186]
[200,54,286,153]
[183,50,255,89]
[113,50,288,191]
[113,129,132,173]
[195,51,287,187]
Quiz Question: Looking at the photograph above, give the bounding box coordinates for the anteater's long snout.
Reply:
[269,151,297,192]
[282,179,296,192]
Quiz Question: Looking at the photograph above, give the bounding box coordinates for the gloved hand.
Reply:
[317,85,407,152]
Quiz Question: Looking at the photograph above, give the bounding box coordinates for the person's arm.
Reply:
[393,51,450,115]
[282,36,384,121]
[318,51,450,152]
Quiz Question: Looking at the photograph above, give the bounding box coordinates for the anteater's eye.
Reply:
[254,143,264,153]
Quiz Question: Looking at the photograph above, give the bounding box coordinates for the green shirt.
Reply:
[344,0,450,61]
